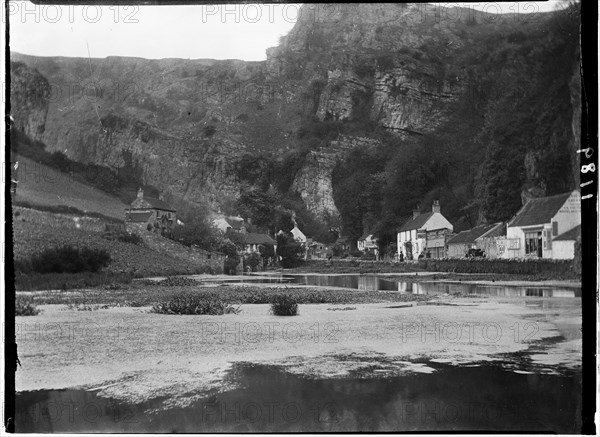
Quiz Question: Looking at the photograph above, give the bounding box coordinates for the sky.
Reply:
[7,2,567,61]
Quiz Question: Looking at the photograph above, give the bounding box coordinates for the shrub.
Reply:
[361,252,376,260]
[224,257,240,275]
[28,245,111,273]
[151,293,241,315]
[270,294,299,316]
[16,296,40,316]
[243,252,262,272]
[349,250,363,258]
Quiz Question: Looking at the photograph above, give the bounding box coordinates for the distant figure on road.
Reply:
[399,252,404,262]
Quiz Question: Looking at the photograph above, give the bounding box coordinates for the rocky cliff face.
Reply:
[10,3,580,231]
[10,62,50,142]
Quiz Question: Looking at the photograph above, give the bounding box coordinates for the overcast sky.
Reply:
[8,2,566,61]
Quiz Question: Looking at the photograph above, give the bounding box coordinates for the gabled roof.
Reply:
[553,225,581,241]
[359,231,377,241]
[126,211,153,223]
[398,212,434,232]
[508,192,572,228]
[130,197,176,212]
[290,226,306,241]
[447,223,501,245]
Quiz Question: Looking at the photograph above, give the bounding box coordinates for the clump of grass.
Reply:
[151,293,241,315]
[67,303,112,311]
[16,296,41,316]
[270,294,299,316]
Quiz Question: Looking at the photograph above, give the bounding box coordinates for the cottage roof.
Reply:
[553,225,581,241]
[359,231,376,241]
[130,197,176,212]
[225,216,246,230]
[245,233,276,245]
[398,212,434,232]
[126,211,153,223]
[477,222,506,239]
[447,223,501,245]
[508,192,572,228]
[290,226,306,241]
[226,229,275,245]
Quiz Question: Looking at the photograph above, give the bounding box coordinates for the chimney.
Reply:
[432,200,440,213]
[412,209,420,220]
[137,188,144,200]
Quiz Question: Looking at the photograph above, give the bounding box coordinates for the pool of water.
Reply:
[15,362,582,433]
[229,274,581,298]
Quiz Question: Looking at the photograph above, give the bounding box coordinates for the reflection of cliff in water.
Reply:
[15,362,582,433]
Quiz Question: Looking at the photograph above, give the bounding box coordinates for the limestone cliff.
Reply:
[10,3,580,232]
[10,62,50,142]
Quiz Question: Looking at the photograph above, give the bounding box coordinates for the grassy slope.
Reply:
[14,155,129,220]
[12,207,205,278]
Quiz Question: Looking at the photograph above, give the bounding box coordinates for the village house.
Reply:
[125,188,176,235]
[225,228,276,254]
[474,222,507,258]
[504,190,581,259]
[550,224,581,260]
[307,240,331,259]
[446,222,504,258]
[212,215,247,234]
[357,233,378,253]
[290,225,307,244]
[357,232,379,259]
[397,200,453,260]
[336,235,352,253]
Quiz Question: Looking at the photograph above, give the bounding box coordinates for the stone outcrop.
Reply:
[10,62,50,142]
[10,3,580,225]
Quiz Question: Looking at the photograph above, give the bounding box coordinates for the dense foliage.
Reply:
[275,232,305,268]
[151,292,241,315]
[15,296,41,316]
[270,295,299,316]
[17,245,111,274]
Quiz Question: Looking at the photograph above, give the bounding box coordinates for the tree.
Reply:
[170,203,221,250]
[276,232,304,268]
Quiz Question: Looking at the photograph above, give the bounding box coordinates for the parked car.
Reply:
[466,248,485,258]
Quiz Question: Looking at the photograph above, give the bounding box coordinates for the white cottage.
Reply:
[505,190,580,259]
[397,201,453,260]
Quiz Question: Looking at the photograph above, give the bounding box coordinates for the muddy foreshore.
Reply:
[15,295,581,407]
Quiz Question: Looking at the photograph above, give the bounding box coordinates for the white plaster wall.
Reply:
[552,241,575,259]
[551,191,581,236]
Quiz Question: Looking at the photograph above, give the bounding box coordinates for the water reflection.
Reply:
[15,363,582,433]
[287,275,398,292]
[280,275,580,298]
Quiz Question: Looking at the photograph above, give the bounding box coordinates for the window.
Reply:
[552,221,558,236]
[525,231,540,255]
[543,229,552,250]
